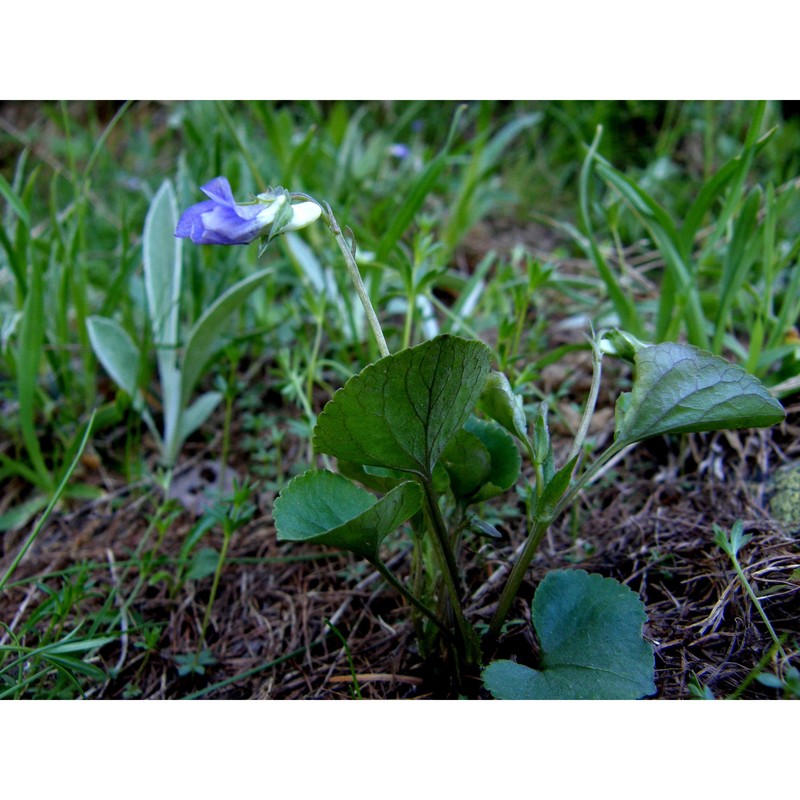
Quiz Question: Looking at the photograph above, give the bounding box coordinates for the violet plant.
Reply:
[177,177,786,698]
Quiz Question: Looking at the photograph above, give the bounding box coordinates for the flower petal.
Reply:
[175,179,320,245]
[199,176,236,206]
[175,200,217,240]
[194,204,267,245]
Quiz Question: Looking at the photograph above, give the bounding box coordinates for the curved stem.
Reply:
[198,528,232,650]
[320,201,389,358]
[566,335,603,465]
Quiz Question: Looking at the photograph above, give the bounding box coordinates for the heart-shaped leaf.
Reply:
[482,569,656,700]
[466,417,520,499]
[439,419,521,506]
[615,341,784,445]
[313,335,494,476]
[273,470,423,561]
[440,428,492,500]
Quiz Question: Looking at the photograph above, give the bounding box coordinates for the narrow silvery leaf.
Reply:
[180,267,273,408]
[313,335,494,476]
[274,470,423,561]
[87,315,161,445]
[143,180,182,460]
[177,391,223,446]
[615,341,785,445]
[143,180,181,363]
[86,315,141,398]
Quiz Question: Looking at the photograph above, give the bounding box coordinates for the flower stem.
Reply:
[319,201,390,358]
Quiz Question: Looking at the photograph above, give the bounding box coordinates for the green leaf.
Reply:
[0,169,30,228]
[534,454,579,520]
[16,242,51,488]
[180,267,273,407]
[336,460,409,493]
[86,315,142,399]
[532,402,556,485]
[143,180,182,458]
[462,417,521,502]
[375,107,465,263]
[185,547,221,581]
[0,494,49,532]
[482,570,655,700]
[273,470,423,561]
[711,186,761,354]
[615,341,785,445]
[313,334,494,476]
[440,428,492,500]
[143,180,181,367]
[177,391,223,444]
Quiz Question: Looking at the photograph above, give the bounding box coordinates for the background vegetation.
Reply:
[1,100,798,698]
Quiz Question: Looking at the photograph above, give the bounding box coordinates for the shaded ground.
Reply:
[2,387,798,699]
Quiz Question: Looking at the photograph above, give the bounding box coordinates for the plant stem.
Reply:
[485,518,549,646]
[219,354,238,494]
[419,477,480,666]
[566,335,603,464]
[369,558,454,646]
[198,526,233,651]
[727,547,788,662]
[486,439,632,647]
[320,202,390,358]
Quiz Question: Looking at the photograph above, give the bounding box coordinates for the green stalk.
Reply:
[487,339,607,645]
[419,477,480,666]
[218,354,237,495]
[485,439,627,645]
[724,539,787,662]
[198,525,233,651]
[402,290,415,351]
[485,518,550,646]
[0,411,95,594]
[369,557,455,646]
[320,201,389,358]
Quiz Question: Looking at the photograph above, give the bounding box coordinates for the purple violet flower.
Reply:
[175,177,320,245]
